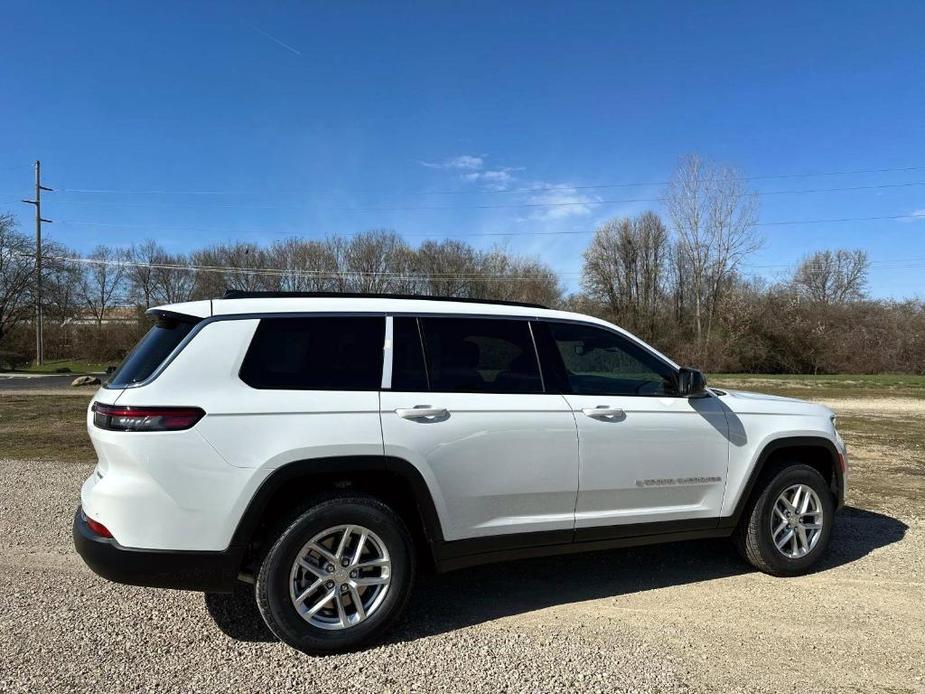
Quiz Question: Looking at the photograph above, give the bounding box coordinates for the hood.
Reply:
[716,389,834,418]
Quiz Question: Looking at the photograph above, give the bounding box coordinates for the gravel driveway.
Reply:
[1,458,923,693]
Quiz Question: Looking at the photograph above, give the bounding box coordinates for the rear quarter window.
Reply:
[239,316,385,390]
[107,317,197,388]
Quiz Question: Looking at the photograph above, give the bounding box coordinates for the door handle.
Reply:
[395,406,449,419]
[581,406,625,419]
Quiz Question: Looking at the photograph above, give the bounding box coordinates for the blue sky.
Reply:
[2,2,924,297]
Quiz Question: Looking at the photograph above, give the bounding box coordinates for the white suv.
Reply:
[74,292,847,654]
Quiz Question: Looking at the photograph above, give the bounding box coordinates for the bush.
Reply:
[0,350,28,370]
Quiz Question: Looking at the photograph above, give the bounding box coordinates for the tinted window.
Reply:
[419,317,542,393]
[108,317,196,387]
[548,322,677,396]
[392,317,428,391]
[240,316,384,390]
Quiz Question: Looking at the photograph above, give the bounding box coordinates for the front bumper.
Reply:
[72,508,242,593]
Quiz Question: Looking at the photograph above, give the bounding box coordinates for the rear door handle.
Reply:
[395,406,449,419]
[581,406,625,419]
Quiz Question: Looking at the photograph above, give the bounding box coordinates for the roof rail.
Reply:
[220,289,548,310]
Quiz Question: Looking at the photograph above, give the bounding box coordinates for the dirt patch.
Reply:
[818,396,925,416]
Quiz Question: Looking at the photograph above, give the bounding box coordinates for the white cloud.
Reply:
[525,184,600,221]
[461,168,519,190]
[903,208,925,221]
[419,154,484,171]
[419,154,599,218]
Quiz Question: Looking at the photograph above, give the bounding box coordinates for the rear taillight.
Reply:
[86,516,113,538]
[92,402,205,432]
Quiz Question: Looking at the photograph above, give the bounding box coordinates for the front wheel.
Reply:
[735,464,835,576]
[256,494,415,654]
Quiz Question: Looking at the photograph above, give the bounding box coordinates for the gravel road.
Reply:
[1,458,923,693]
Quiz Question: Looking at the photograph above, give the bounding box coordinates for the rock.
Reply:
[71,375,101,387]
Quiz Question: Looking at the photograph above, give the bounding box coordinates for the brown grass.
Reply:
[0,390,95,461]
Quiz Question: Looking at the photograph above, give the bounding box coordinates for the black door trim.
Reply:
[432,518,731,572]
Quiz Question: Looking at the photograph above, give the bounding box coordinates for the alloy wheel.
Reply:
[289,524,391,630]
[771,484,824,559]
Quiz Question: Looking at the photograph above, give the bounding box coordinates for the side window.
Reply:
[392,317,429,391]
[419,317,543,394]
[239,316,384,390]
[547,322,677,396]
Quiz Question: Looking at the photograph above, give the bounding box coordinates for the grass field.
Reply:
[6,359,112,375]
[710,373,925,399]
[0,391,95,460]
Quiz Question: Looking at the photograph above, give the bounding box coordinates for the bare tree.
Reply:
[42,242,83,323]
[582,211,669,340]
[80,245,128,326]
[152,253,196,304]
[191,242,275,296]
[793,249,869,304]
[0,215,35,344]
[412,239,482,297]
[342,230,409,293]
[664,154,761,347]
[266,238,340,292]
[492,254,561,307]
[127,240,167,308]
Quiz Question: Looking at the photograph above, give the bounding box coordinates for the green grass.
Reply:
[12,359,113,375]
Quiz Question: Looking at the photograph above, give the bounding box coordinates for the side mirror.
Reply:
[677,367,707,397]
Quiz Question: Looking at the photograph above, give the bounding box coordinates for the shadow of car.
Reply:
[204,505,907,645]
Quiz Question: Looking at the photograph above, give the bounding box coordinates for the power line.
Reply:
[23,180,925,213]
[55,212,925,238]
[31,163,925,198]
[41,254,562,282]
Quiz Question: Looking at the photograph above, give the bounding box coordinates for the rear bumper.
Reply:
[72,508,242,593]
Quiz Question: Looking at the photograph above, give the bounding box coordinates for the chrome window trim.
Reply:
[381,316,394,390]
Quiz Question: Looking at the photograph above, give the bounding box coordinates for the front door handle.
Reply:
[581,406,625,419]
[396,406,449,419]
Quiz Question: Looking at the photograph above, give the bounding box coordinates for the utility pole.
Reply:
[22,160,53,366]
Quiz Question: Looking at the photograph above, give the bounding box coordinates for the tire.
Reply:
[256,494,415,655]
[734,463,835,576]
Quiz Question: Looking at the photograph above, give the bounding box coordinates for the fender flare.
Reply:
[228,455,445,550]
[720,435,845,529]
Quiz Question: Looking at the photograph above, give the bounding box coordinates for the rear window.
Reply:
[107,317,197,388]
[239,316,384,390]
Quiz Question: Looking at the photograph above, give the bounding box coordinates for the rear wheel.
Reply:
[735,464,834,576]
[256,494,415,654]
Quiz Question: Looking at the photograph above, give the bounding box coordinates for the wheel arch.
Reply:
[230,456,445,573]
[721,436,845,529]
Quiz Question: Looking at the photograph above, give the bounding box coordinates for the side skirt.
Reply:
[432,519,732,573]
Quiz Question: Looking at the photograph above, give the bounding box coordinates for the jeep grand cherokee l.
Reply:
[74,291,846,654]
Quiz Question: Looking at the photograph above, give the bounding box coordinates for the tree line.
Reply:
[1,155,922,374]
